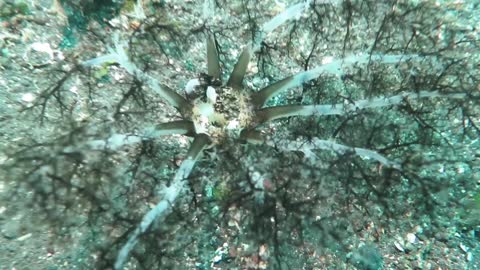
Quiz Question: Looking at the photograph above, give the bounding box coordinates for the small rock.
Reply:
[406,233,417,244]
[435,232,449,242]
[394,241,405,252]
[17,233,32,241]
[0,206,6,220]
[404,242,416,252]
[413,225,423,234]
[1,219,20,239]
[466,252,473,262]
[350,244,384,270]
[417,234,428,241]
[447,240,457,248]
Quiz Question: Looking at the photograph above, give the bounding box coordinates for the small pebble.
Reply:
[406,233,417,243]
[435,232,449,242]
[17,233,32,241]
[466,252,473,262]
[394,241,405,252]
